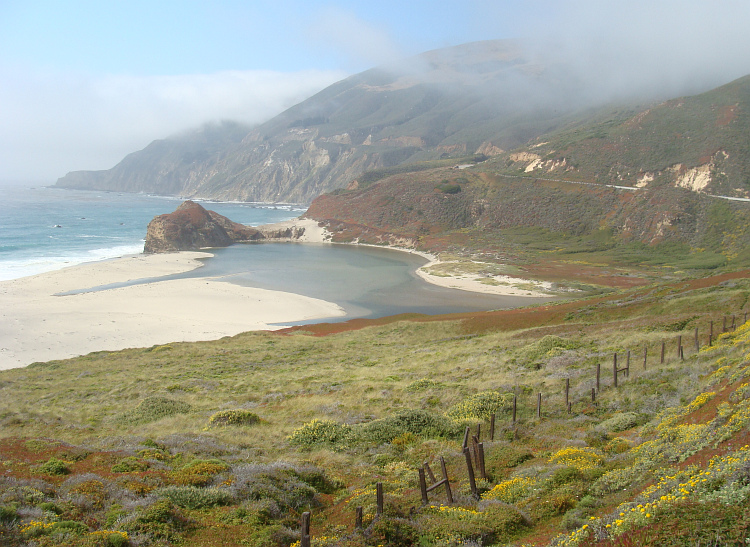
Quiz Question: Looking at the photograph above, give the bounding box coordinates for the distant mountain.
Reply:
[305,75,750,268]
[56,40,642,204]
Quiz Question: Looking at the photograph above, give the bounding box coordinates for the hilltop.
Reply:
[56,40,654,204]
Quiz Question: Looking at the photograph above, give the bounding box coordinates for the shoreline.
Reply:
[0,217,552,370]
[0,248,345,370]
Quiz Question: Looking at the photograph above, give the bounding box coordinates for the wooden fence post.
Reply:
[680,345,684,361]
[723,316,727,333]
[537,392,542,419]
[626,350,630,377]
[512,394,517,424]
[476,423,481,442]
[418,467,429,505]
[463,448,479,499]
[301,512,311,547]
[478,443,487,480]
[710,320,714,340]
[490,414,495,441]
[677,335,682,358]
[376,483,383,516]
[591,387,596,403]
[355,507,363,529]
[643,346,648,370]
[613,354,618,388]
[661,341,665,364]
[424,461,436,483]
[732,315,736,331]
[565,378,570,409]
[440,456,454,504]
[462,426,470,450]
[471,435,481,469]
[596,363,601,392]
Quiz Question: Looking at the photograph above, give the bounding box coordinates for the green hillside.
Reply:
[1,271,750,546]
[492,74,750,198]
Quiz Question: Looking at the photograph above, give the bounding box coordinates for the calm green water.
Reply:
[178,242,553,323]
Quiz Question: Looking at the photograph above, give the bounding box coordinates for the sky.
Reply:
[2,0,750,182]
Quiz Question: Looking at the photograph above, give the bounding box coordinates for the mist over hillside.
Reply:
[56,36,749,204]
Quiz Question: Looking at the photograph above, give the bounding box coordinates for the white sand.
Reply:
[0,251,344,370]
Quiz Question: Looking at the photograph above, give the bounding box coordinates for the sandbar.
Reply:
[0,249,344,370]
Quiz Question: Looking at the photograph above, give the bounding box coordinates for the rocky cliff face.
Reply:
[143,201,263,253]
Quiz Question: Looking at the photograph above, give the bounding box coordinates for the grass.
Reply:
[0,271,750,545]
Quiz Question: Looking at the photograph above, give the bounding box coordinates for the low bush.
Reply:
[208,409,260,427]
[156,485,232,509]
[111,456,149,473]
[118,397,192,425]
[36,457,70,476]
[288,419,354,449]
[230,463,319,510]
[447,391,513,422]
[358,409,461,445]
[169,459,229,486]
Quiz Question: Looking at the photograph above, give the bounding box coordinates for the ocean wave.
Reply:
[0,243,144,282]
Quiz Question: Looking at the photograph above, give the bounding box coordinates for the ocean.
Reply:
[0,181,303,281]
[0,181,551,320]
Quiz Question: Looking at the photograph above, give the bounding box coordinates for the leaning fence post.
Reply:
[463,448,479,499]
[301,512,311,547]
[376,482,383,516]
[418,467,428,505]
[424,461,437,483]
[478,442,487,480]
[440,456,454,504]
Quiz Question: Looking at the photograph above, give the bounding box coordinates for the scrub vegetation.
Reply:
[1,271,750,545]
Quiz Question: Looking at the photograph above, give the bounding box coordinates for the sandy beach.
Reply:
[0,240,344,370]
[0,217,552,370]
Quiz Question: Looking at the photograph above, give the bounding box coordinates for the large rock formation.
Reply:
[143,201,263,253]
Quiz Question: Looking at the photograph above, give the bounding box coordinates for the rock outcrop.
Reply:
[143,201,263,253]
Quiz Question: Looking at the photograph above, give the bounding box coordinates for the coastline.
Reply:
[0,217,550,370]
[0,248,345,370]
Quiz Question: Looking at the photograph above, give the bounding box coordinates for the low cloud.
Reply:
[0,67,346,181]
[306,7,404,69]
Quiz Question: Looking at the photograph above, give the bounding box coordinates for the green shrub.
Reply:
[369,516,419,547]
[0,505,18,523]
[405,378,442,392]
[121,499,188,542]
[230,464,319,510]
[287,419,354,449]
[111,456,150,473]
[118,397,192,425]
[208,409,260,427]
[447,391,513,422]
[36,457,70,476]
[598,411,639,432]
[357,409,461,445]
[156,485,232,509]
